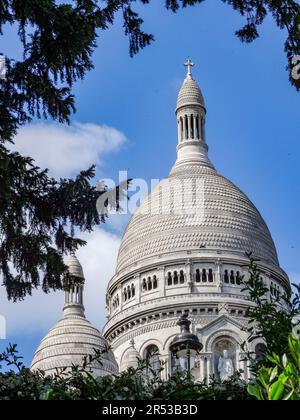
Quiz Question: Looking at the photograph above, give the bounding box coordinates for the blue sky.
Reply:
[0,1,299,367]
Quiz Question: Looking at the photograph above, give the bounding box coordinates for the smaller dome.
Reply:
[31,315,118,377]
[176,74,205,111]
[121,341,140,371]
[67,254,84,279]
[31,254,118,378]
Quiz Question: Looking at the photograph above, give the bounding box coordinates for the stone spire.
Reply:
[63,254,85,318]
[174,60,213,169]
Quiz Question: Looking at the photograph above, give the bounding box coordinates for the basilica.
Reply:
[31,61,290,381]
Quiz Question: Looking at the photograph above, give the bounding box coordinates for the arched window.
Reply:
[127,285,131,299]
[173,271,179,285]
[142,278,147,291]
[202,269,207,283]
[184,115,188,139]
[131,284,135,297]
[190,115,194,139]
[270,282,274,296]
[236,271,241,285]
[153,275,158,289]
[167,272,172,286]
[148,277,152,291]
[145,345,160,377]
[230,270,235,284]
[208,269,214,283]
[124,288,127,301]
[196,269,200,283]
[224,270,229,283]
[179,270,185,284]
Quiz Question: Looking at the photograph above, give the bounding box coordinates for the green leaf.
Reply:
[259,368,271,388]
[269,380,285,400]
[247,384,263,400]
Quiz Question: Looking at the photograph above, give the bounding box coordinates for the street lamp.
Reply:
[170,313,203,373]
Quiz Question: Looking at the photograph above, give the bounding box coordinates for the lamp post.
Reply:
[170,313,203,373]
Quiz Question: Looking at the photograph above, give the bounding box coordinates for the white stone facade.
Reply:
[103,63,290,381]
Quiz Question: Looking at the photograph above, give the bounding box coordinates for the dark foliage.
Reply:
[0,143,128,300]
[0,343,251,400]
[241,252,300,375]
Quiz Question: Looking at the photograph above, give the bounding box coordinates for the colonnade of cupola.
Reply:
[177,110,205,143]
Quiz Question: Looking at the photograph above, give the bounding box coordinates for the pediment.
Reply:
[196,314,246,335]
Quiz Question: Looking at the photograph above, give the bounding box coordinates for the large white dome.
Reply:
[116,162,279,274]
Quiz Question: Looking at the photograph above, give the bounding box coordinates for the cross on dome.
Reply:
[184,58,194,76]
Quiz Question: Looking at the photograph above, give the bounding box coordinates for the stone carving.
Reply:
[218,349,234,381]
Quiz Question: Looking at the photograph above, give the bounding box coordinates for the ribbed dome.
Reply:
[67,254,84,278]
[31,254,118,377]
[176,75,205,110]
[31,312,118,377]
[116,162,279,273]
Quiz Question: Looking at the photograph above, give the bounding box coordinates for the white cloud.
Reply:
[0,228,121,338]
[10,122,126,177]
[76,228,121,328]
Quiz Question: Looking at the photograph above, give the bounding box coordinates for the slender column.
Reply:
[187,114,191,140]
[118,285,123,310]
[206,355,213,384]
[193,114,197,139]
[186,260,192,293]
[199,356,205,381]
[177,119,181,143]
[215,259,222,292]
[158,266,166,297]
[135,273,141,304]
[237,351,248,381]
